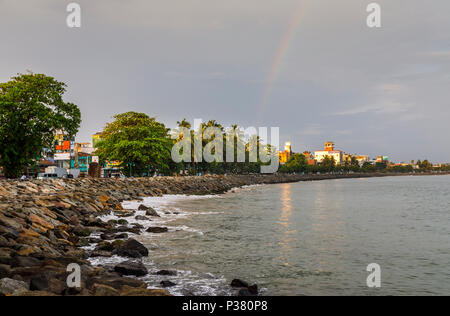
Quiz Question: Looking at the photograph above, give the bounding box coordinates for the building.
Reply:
[314,141,343,165]
[343,154,370,166]
[54,130,74,169]
[303,151,316,166]
[279,142,293,165]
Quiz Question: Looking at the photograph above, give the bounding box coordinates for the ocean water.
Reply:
[92,175,450,296]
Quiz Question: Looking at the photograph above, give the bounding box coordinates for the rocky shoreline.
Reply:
[0,172,446,296]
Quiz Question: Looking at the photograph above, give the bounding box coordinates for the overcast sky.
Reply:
[1,0,449,162]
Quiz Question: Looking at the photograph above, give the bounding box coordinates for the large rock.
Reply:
[113,239,148,258]
[138,205,160,217]
[146,227,168,233]
[0,278,28,295]
[120,286,171,296]
[92,283,120,296]
[114,261,148,277]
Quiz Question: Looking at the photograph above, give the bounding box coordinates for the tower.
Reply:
[325,141,334,152]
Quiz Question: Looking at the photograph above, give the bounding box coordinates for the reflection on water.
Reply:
[278,183,296,267]
[131,176,450,296]
[311,181,345,271]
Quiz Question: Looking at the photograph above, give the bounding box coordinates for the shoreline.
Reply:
[0,172,448,296]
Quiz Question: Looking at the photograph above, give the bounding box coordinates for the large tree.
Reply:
[0,73,81,178]
[95,112,173,176]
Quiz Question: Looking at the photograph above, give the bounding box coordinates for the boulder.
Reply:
[160,280,176,288]
[146,227,168,234]
[114,261,148,277]
[92,283,120,296]
[120,286,171,296]
[0,264,11,279]
[0,278,28,295]
[230,279,249,288]
[86,276,146,291]
[113,239,148,258]
[156,270,177,276]
[135,215,150,221]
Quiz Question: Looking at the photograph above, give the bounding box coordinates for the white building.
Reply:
[314,142,343,165]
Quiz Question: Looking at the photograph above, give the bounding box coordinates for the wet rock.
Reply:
[92,283,120,296]
[137,204,150,211]
[0,264,11,279]
[86,275,146,291]
[0,278,28,295]
[114,260,148,277]
[72,225,91,237]
[160,280,176,288]
[156,270,177,276]
[90,250,113,258]
[238,288,255,296]
[117,219,128,225]
[135,215,150,221]
[10,256,41,268]
[100,233,114,241]
[115,233,128,239]
[113,239,148,258]
[146,227,168,233]
[94,241,115,252]
[120,286,171,296]
[248,284,258,295]
[230,279,249,288]
[30,275,49,291]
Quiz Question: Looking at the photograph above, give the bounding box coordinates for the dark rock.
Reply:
[90,251,113,258]
[94,242,115,252]
[86,275,146,291]
[113,239,148,258]
[0,264,11,279]
[135,215,150,221]
[30,275,49,291]
[248,284,258,295]
[117,219,129,225]
[231,279,249,288]
[160,280,176,288]
[132,223,144,229]
[72,225,91,237]
[156,270,177,276]
[114,261,148,277]
[146,227,168,233]
[10,256,41,268]
[100,233,114,240]
[137,204,150,211]
[238,289,255,296]
[115,233,128,239]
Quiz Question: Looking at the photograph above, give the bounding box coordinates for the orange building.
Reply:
[279,142,293,164]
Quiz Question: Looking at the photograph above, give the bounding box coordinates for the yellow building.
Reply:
[279,142,292,165]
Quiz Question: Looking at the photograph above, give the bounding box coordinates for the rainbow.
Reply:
[258,0,308,122]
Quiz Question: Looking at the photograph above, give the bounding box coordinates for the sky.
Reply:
[1,0,450,162]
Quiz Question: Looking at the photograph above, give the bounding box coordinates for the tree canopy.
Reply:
[0,73,81,178]
[95,112,174,176]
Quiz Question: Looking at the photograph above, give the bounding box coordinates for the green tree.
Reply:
[95,112,173,176]
[285,153,308,173]
[0,73,81,178]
